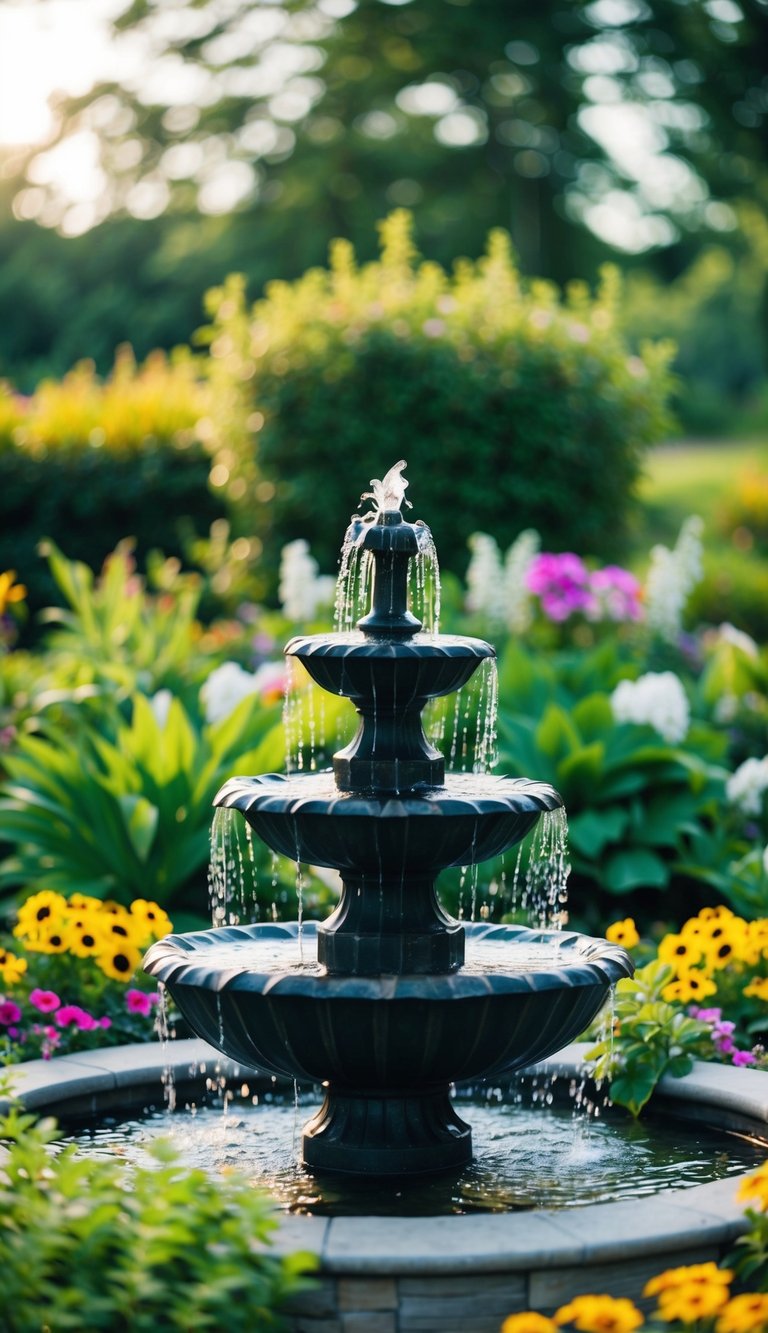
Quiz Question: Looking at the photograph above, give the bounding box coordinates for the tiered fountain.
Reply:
[144,464,633,1177]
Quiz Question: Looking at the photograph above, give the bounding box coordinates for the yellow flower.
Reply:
[14,889,68,941]
[716,1293,768,1333]
[737,1163,768,1212]
[501,1315,558,1333]
[662,972,717,1003]
[129,899,173,942]
[68,893,104,911]
[656,1281,730,1324]
[606,919,639,949]
[0,570,26,616]
[743,919,768,966]
[96,939,142,982]
[700,918,749,971]
[65,918,104,959]
[644,1263,732,1296]
[743,977,768,1001]
[0,948,27,986]
[553,1295,644,1332]
[658,933,703,972]
[24,922,68,954]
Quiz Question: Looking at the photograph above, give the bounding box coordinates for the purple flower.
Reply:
[525,553,596,622]
[690,1007,722,1022]
[0,1000,22,1025]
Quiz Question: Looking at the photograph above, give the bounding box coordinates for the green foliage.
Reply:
[621,212,768,433]
[0,351,224,629]
[495,642,728,925]
[202,216,674,594]
[0,1100,316,1331]
[0,692,285,921]
[586,960,713,1116]
[688,547,768,645]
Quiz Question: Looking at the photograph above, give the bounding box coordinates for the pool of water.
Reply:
[61,1079,767,1217]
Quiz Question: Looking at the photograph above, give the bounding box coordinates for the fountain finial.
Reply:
[359,459,411,519]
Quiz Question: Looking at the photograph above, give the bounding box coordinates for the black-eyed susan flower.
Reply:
[662,972,717,1003]
[658,933,703,972]
[14,889,68,941]
[65,917,103,959]
[24,922,68,954]
[554,1293,644,1331]
[605,919,639,949]
[743,977,768,1001]
[129,899,173,942]
[0,947,27,986]
[97,939,142,982]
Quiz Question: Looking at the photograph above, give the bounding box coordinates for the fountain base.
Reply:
[303,1084,472,1176]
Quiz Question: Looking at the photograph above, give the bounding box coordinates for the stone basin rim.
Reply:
[3,1038,766,1277]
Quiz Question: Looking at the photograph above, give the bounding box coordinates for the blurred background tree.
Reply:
[1,0,767,406]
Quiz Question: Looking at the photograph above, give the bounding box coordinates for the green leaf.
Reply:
[534,703,580,762]
[556,741,606,791]
[118,795,159,863]
[567,806,629,857]
[570,693,613,740]
[603,847,669,894]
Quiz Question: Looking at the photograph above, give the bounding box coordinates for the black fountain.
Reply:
[144,463,633,1177]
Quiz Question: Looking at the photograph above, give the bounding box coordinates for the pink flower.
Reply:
[99,1016,112,1029]
[55,1005,98,1031]
[690,1007,722,1022]
[125,988,154,1017]
[589,566,643,623]
[29,988,61,1013]
[0,1000,22,1025]
[525,553,596,622]
[733,1050,757,1066]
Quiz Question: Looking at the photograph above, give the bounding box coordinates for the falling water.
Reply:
[154,984,176,1112]
[519,807,571,931]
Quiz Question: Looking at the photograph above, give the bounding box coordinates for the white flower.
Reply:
[502,529,540,634]
[611,671,690,743]
[149,689,173,729]
[714,693,738,724]
[726,756,768,816]
[465,533,505,622]
[278,540,335,622]
[717,622,758,658]
[644,515,704,643]
[200,662,263,724]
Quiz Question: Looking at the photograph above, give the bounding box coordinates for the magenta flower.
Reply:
[0,1000,22,1025]
[589,566,643,623]
[55,1004,98,1031]
[525,553,597,622]
[733,1049,757,1066]
[99,1016,112,1029]
[125,988,155,1017]
[29,988,61,1013]
[690,1007,722,1022]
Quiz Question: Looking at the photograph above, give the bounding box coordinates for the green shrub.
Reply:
[0,1101,316,1331]
[688,547,768,643]
[201,212,675,593]
[0,351,224,628]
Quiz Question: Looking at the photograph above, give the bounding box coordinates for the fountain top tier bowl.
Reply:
[144,461,633,1175]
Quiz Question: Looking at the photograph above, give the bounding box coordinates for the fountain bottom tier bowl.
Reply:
[144,922,633,1175]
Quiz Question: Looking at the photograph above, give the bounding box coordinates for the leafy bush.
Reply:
[494,642,729,927]
[201,211,675,594]
[688,547,768,644]
[0,350,224,628]
[0,1101,315,1331]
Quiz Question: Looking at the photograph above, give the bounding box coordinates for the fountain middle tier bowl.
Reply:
[214,771,562,875]
[285,632,495,703]
[143,922,633,1089]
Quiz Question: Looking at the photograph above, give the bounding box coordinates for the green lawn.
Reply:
[632,439,767,553]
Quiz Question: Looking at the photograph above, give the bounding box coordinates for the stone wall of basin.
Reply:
[3,1038,767,1333]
